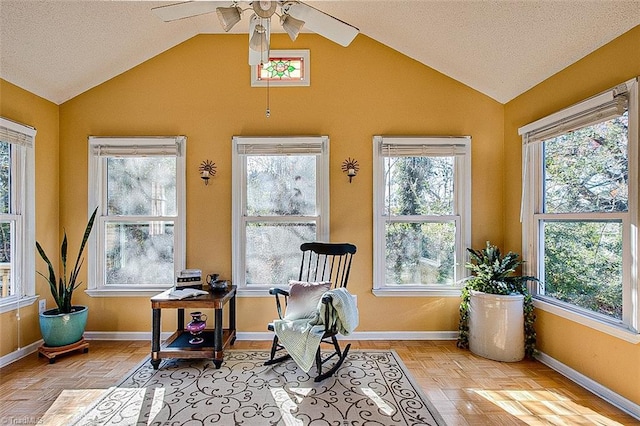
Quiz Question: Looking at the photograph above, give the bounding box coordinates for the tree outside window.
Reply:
[87,137,186,295]
[373,136,471,295]
[0,117,36,311]
[541,113,628,319]
[232,136,329,293]
[520,78,639,335]
[0,142,12,298]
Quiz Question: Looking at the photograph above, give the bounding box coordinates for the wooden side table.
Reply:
[150,285,236,369]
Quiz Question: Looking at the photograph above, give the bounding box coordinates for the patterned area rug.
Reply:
[70,350,445,425]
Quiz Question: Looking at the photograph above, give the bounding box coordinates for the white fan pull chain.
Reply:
[265,63,271,118]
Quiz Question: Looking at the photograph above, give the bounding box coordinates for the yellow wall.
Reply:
[504,25,640,405]
[0,80,59,357]
[57,33,504,335]
[2,18,639,409]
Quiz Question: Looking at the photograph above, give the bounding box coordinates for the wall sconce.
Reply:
[341,157,360,183]
[199,160,217,185]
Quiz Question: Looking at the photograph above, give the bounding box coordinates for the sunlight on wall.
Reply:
[472,389,623,425]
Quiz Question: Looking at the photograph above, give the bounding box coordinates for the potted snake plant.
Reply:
[457,242,537,361]
[36,207,97,347]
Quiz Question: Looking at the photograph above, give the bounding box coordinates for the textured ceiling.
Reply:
[1,0,639,105]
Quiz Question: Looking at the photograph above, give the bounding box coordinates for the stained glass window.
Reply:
[258,58,303,81]
[251,50,309,87]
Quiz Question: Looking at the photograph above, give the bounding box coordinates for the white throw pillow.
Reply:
[284,280,332,320]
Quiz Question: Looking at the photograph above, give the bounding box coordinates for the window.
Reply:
[0,117,36,313]
[520,78,639,339]
[372,136,471,296]
[251,50,310,87]
[232,136,329,295]
[87,137,186,296]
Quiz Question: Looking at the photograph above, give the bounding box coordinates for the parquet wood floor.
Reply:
[0,339,638,425]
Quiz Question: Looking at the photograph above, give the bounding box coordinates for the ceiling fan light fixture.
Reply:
[216,6,242,32]
[249,24,269,52]
[253,1,277,18]
[281,14,305,41]
[249,15,270,65]
[152,0,359,67]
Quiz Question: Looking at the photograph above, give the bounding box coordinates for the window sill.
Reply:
[0,295,38,314]
[373,287,461,297]
[85,288,171,298]
[533,297,640,344]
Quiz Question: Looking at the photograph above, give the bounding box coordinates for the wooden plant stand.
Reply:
[38,338,89,364]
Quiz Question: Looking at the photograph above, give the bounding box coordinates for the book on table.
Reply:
[177,276,202,283]
[167,288,208,300]
[176,268,203,289]
[178,269,202,278]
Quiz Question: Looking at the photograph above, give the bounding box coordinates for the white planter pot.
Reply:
[468,291,524,362]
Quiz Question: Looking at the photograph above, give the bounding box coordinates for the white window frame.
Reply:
[232,136,330,296]
[87,136,186,297]
[520,78,640,343]
[0,117,37,313]
[372,136,472,296]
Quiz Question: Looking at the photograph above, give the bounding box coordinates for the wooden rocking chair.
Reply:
[265,242,357,382]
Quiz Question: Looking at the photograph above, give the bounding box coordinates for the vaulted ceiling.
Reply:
[1,1,639,105]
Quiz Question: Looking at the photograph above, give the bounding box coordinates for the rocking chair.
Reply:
[265,242,357,382]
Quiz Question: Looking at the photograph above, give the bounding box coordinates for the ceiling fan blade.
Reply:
[152,1,219,22]
[285,2,358,47]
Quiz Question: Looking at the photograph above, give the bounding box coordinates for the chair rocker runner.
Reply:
[265,242,357,382]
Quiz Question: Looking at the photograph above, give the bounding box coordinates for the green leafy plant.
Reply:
[36,208,98,314]
[457,241,538,358]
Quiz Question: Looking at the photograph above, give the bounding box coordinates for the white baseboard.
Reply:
[0,339,43,368]
[236,330,458,341]
[84,331,173,341]
[82,330,458,342]
[536,351,640,420]
[351,330,458,340]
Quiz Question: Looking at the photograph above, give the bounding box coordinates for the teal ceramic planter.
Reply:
[39,306,88,347]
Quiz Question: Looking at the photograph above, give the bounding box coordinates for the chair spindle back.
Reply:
[298,242,357,289]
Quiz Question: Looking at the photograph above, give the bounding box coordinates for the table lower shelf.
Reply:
[156,329,235,360]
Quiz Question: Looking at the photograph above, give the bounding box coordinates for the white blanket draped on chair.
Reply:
[272,287,359,372]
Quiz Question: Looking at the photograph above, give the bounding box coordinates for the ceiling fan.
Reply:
[152,1,359,66]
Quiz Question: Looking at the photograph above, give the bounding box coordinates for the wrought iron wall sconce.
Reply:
[199,160,217,185]
[341,157,359,183]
